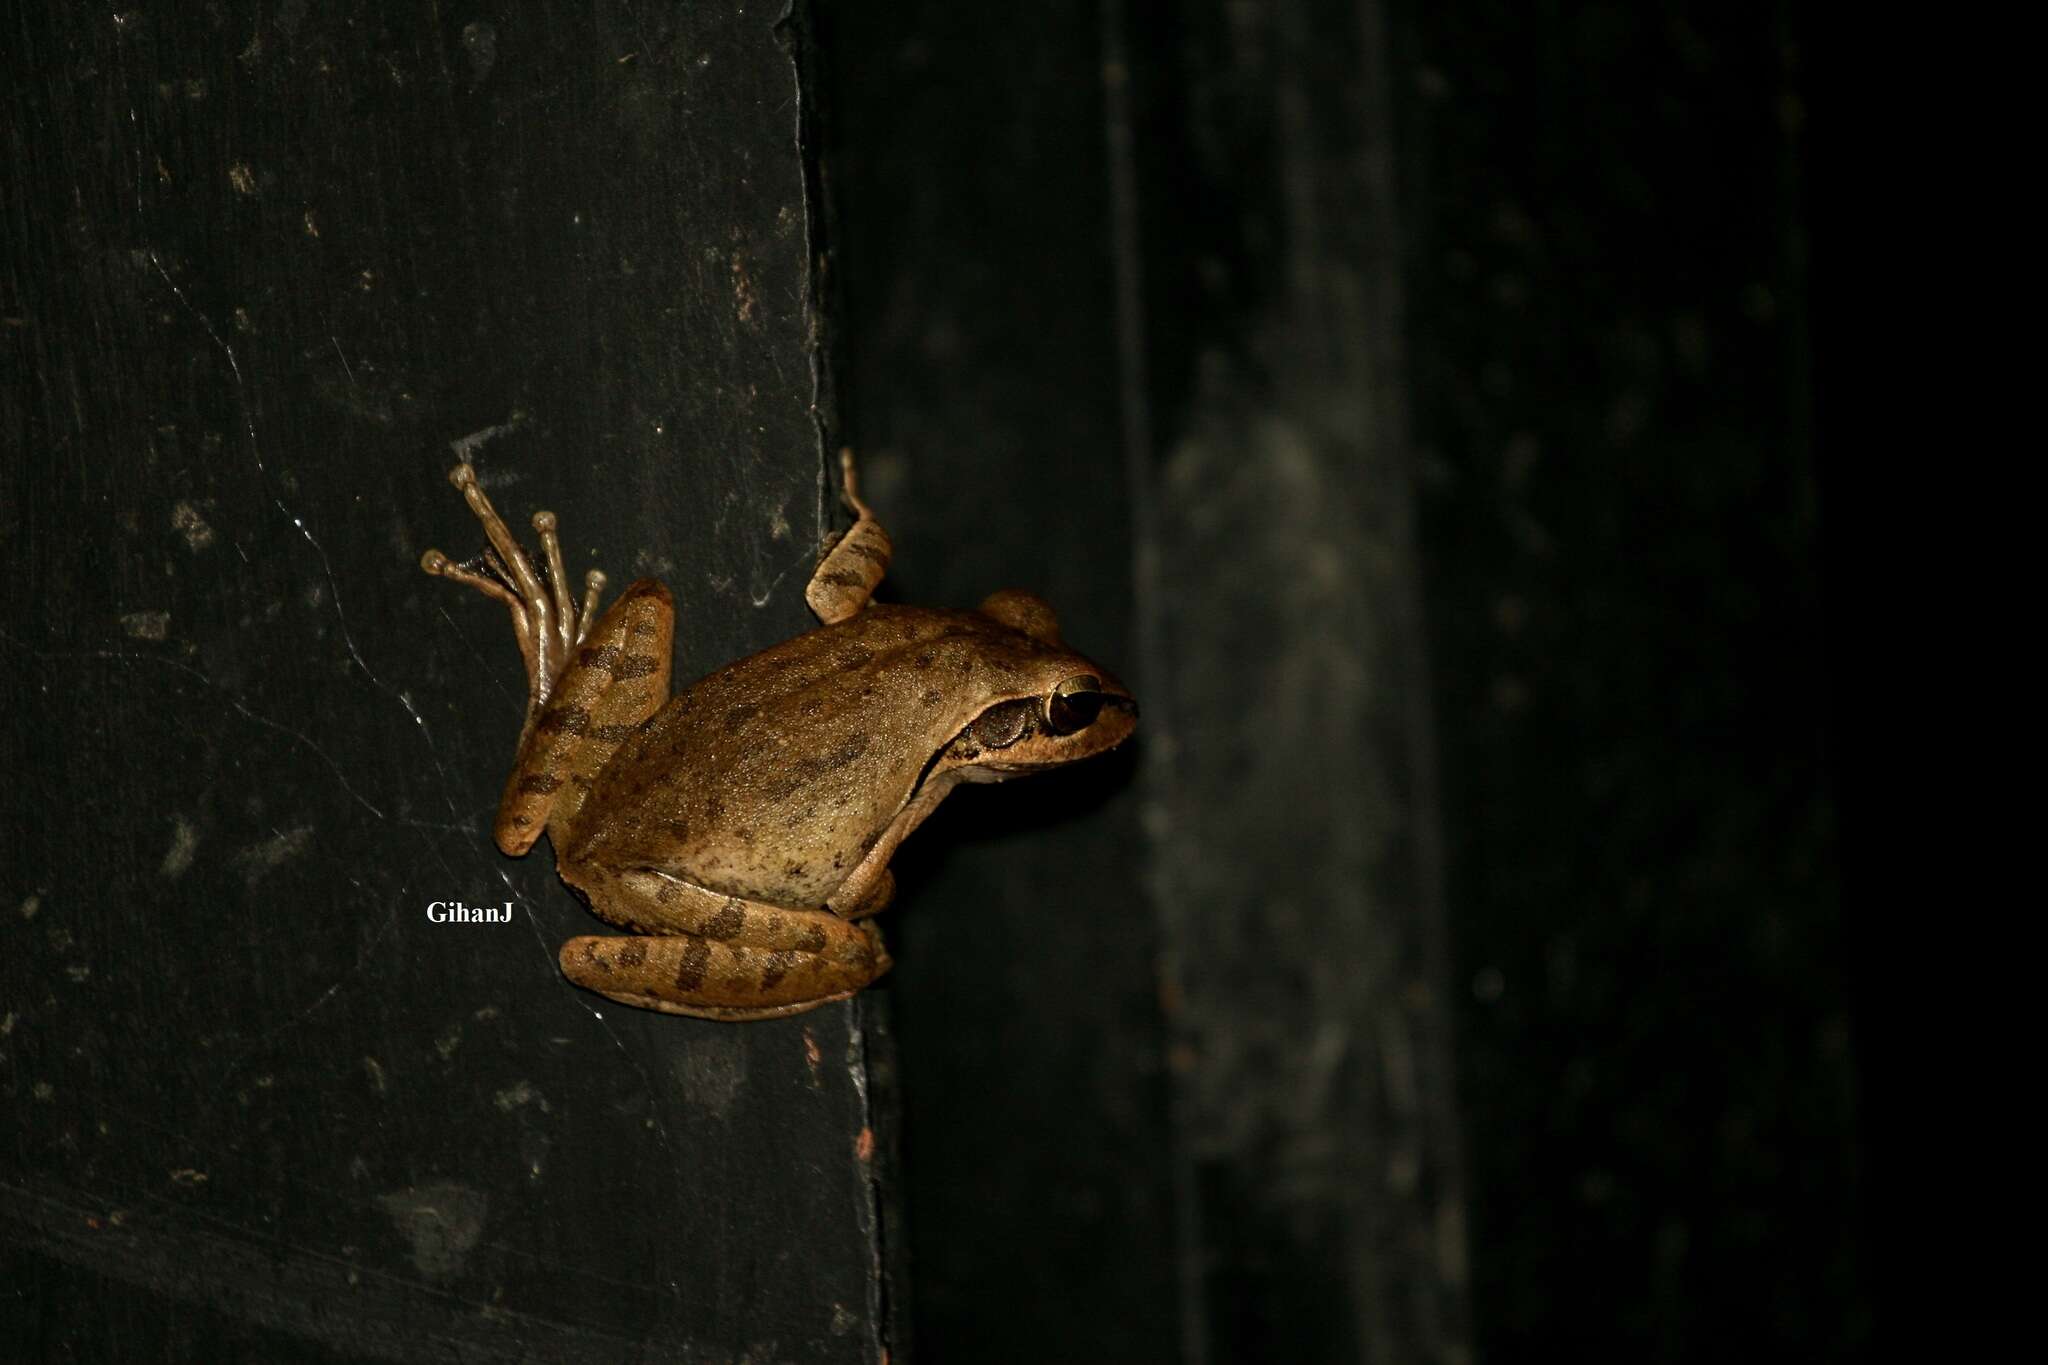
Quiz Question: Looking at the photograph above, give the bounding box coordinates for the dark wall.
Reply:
[1392,3,1859,1357]
[813,8,1182,1361]
[821,0,1858,1362]
[3,5,893,1361]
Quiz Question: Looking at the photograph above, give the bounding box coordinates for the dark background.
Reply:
[4,1,1859,1362]
[820,0,1856,1360]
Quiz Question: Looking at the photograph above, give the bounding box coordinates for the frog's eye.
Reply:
[1045,675,1104,735]
[970,700,1034,750]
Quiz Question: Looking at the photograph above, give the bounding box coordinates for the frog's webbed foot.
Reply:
[805,447,893,625]
[421,462,608,718]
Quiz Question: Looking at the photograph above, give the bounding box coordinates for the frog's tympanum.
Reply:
[422,453,1136,1020]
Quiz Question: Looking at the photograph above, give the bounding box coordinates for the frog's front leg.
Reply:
[805,448,894,624]
[556,865,890,1020]
[422,463,674,855]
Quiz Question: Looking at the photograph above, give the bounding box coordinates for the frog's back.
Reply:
[565,604,1065,906]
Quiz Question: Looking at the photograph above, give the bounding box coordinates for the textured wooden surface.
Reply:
[3,4,893,1361]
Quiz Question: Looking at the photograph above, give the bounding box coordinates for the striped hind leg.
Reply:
[492,578,672,856]
[553,867,891,1020]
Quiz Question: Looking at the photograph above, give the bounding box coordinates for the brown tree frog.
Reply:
[421,452,1136,1020]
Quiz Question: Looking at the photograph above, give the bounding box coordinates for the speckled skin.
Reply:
[567,604,1132,907]
[424,455,1136,1020]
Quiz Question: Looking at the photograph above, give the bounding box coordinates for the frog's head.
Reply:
[937,590,1138,780]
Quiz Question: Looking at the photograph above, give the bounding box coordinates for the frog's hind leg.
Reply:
[492,579,672,856]
[421,463,673,856]
[557,868,891,1020]
[805,448,893,625]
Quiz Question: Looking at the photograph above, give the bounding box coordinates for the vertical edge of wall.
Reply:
[811,5,1180,1358]
[788,3,908,1356]
[1107,1,1473,1358]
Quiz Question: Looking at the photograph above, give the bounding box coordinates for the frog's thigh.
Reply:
[497,579,673,857]
[561,866,820,942]
[560,904,890,1021]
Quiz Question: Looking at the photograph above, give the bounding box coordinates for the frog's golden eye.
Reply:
[1045,675,1104,735]
[970,700,1034,750]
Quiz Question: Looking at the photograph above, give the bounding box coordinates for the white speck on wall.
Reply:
[448,411,527,459]
[672,1044,746,1120]
[120,611,170,641]
[494,1080,551,1113]
[232,826,313,887]
[171,501,216,551]
[161,816,200,879]
[377,1182,488,1279]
